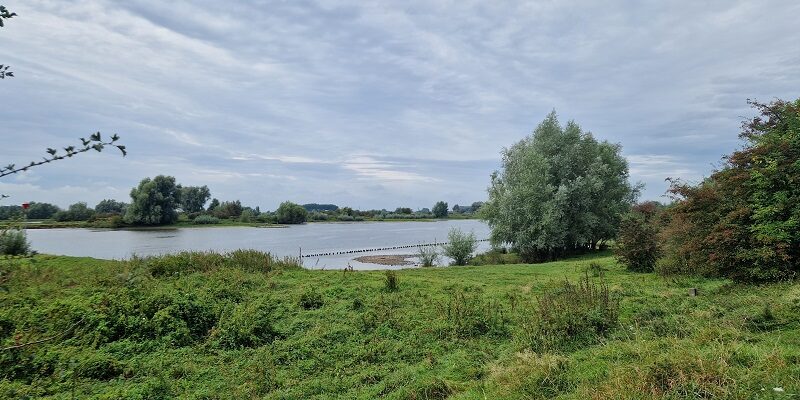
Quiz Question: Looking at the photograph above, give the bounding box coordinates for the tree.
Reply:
[180,185,211,213]
[276,201,308,224]
[432,201,448,218]
[443,228,477,266]
[208,198,220,212]
[95,199,127,215]
[614,202,662,272]
[213,200,243,219]
[124,176,180,225]
[25,202,60,219]
[661,99,800,282]
[480,111,636,262]
[53,202,95,221]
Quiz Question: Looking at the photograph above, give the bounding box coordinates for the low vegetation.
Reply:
[2,251,798,398]
[443,228,478,266]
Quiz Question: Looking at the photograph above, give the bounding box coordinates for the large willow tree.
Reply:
[480,111,637,262]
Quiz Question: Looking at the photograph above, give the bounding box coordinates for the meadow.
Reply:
[1,251,798,399]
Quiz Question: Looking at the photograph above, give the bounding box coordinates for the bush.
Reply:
[660,99,800,282]
[436,288,508,338]
[298,289,324,310]
[145,250,300,277]
[384,270,399,291]
[443,228,477,266]
[0,228,29,256]
[470,248,521,266]
[211,298,279,349]
[519,275,618,352]
[614,202,662,272]
[417,245,440,267]
[276,201,308,224]
[192,215,220,225]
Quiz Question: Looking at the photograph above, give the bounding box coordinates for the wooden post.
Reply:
[688,288,698,296]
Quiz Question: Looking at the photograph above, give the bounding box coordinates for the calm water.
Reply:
[26,220,491,270]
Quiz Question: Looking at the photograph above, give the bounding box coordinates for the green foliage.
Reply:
[384,270,399,291]
[443,227,477,266]
[179,185,210,213]
[94,199,127,215]
[518,275,619,352]
[662,99,800,282]
[145,250,299,277]
[275,201,307,224]
[0,227,28,255]
[432,201,448,218]
[53,202,95,221]
[192,215,220,224]
[298,289,324,310]
[25,202,60,219]
[211,298,279,349]
[470,248,521,266]
[435,288,508,338]
[615,201,663,272]
[212,200,243,219]
[480,111,636,261]
[416,245,440,267]
[238,208,256,223]
[0,205,21,220]
[3,253,800,398]
[124,175,180,226]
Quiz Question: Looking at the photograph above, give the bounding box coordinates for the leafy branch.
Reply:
[0,64,12,79]
[0,5,15,27]
[1,6,16,79]
[0,132,127,179]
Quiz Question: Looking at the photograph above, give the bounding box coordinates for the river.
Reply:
[25,219,491,270]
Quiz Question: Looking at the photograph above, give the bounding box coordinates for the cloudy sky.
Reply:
[1,0,798,210]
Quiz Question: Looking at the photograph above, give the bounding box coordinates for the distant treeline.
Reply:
[1,177,483,226]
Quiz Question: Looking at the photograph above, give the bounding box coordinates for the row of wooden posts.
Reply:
[300,239,489,258]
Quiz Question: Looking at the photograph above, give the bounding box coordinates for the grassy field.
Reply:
[1,251,799,399]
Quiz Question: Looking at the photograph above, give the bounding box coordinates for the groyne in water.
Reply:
[300,239,489,258]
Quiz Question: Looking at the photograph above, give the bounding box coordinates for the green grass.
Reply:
[1,251,799,399]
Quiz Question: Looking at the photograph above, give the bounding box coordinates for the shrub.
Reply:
[443,228,477,266]
[660,99,800,282]
[75,353,124,380]
[145,250,300,277]
[298,289,324,310]
[192,215,220,225]
[470,248,521,266]
[276,201,308,224]
[436,288,508,338]
[519,275,618,352]
[417,245,440,267]
[384,270,399,291]
[0,227,29,256]
[211,298,278,349]
[614,202,662,272]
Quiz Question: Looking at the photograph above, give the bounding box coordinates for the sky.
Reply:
[1,0,798,210]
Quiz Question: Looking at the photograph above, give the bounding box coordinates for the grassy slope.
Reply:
[1,253,799,399]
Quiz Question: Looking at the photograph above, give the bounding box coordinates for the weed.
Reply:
[384,270,399,292]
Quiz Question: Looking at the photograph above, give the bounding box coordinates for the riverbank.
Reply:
[1,252,797,398]
[1,216,477,230]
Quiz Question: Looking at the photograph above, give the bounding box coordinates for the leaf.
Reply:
[90,132,101,141]
[117,145,127,157]
[47,148,57,156]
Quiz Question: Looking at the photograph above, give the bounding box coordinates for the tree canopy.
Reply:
[180,185,211,213]
[124,176,180,225]
[276,201,308,224]
[480,111,636,261]
[661,99,800,282]
[432,201,449,218]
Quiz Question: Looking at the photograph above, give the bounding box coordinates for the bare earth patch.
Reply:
[354,254,416,266]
